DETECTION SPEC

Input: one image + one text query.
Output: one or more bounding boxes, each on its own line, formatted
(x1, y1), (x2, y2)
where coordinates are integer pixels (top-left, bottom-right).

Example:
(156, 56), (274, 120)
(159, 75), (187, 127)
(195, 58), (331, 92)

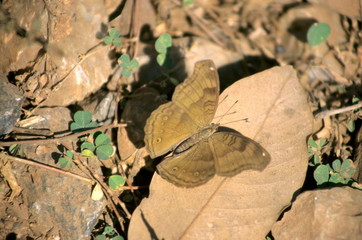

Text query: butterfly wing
(157, 140), (216, 188)
(144, 102), (200, 158)
(209, 132), (271, 176)
(172, 60), (219, 126)
(144, 60), (219, 158)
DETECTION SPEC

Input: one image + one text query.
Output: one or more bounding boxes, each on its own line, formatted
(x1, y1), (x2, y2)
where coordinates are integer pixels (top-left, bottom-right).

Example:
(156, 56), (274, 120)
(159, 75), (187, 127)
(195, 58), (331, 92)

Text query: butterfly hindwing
(209, 132), (271, 176)
(157, 140), (216, 188)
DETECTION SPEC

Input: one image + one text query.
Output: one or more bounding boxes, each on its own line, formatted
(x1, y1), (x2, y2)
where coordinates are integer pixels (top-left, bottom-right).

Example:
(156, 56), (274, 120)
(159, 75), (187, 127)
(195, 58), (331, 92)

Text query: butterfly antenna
(222, 118), (249, 125)
(214, 100), (239, 124)
(218, 95), (229, 106)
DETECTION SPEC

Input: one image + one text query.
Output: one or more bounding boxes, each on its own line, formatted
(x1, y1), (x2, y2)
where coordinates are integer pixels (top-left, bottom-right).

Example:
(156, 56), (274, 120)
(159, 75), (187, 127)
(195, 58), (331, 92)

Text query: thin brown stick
(314, 102), (362, 120)
(0, 150), (140, 192)
(0, 152), (93, 184)
(0, 123), (127, 147)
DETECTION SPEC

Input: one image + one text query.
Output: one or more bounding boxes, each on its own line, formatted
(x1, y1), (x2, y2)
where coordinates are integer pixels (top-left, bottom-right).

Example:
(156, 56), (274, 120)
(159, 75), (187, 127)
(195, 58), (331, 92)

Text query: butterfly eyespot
(193, 172), (200, 176)
(172, 167), (179, 171)
(156, 138), (162, 143)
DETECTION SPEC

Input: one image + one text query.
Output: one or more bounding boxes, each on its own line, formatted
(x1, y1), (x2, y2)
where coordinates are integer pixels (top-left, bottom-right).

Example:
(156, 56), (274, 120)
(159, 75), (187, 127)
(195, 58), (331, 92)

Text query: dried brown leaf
(128, 65), (314, 240)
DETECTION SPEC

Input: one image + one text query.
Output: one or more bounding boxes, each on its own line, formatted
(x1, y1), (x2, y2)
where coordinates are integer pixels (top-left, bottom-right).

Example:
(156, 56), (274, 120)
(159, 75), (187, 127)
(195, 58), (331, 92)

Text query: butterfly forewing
(144, 60), (219, 158)
(144, 102), (199, 158)
(172, 60), (219, 127)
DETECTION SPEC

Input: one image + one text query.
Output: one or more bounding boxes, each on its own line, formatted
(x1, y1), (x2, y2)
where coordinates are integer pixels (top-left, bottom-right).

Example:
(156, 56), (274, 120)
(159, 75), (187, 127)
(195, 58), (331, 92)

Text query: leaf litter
(0, 0), (361, 239)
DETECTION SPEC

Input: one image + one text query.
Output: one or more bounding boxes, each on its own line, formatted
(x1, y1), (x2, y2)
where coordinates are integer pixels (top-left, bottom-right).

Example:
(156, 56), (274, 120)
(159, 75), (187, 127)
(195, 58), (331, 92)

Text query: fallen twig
(314, 102), (362, 120)
(0, 123), (127, 147)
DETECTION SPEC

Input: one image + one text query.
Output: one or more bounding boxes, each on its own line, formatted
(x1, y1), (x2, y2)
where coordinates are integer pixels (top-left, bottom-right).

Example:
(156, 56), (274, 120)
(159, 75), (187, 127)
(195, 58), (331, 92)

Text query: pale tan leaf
(128, 65), (314, 240)
(272, 187), (362, 239)
(91, 183), (103, 201)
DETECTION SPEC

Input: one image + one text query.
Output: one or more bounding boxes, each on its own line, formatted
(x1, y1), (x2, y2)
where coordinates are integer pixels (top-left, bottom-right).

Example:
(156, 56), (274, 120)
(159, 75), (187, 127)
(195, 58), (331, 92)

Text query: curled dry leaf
(128, 65), (314, 240)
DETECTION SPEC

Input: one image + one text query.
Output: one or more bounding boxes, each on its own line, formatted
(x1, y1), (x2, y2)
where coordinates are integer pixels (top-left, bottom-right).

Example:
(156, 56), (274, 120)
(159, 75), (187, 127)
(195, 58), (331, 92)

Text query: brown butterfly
(144, 60), (270, 187)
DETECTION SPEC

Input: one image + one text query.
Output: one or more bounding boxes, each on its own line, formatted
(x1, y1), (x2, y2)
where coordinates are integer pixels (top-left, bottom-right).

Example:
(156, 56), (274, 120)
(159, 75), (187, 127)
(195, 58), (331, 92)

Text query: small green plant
(58, 150), (73, 169)
(95, 225), (124, 240)
(308, 138), (328, 166)
(9, 144), (24, 157)
(55, 111), (114, 168)
(352, 96), (360, 104)
(104, 28), (122, 46)
(183, 0), (194, 6)
(70, 110), (98, 132)
(155, 33), (172, 66)
(307, 22), (331, 46)
(9, 144), (18, 155)
(81, 133), (114, 160)
(314, 159), (356, 186)
(108, 174), (126, 190)
(347, 119), (355, 132)
(118, 54), (140, 78)
(309, 137), (361, 189)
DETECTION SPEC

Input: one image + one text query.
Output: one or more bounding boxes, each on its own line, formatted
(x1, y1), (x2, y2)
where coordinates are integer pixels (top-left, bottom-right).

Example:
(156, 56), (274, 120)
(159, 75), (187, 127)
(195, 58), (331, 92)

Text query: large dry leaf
(272, 187), (362, 239)
(128, 65), (314, 240)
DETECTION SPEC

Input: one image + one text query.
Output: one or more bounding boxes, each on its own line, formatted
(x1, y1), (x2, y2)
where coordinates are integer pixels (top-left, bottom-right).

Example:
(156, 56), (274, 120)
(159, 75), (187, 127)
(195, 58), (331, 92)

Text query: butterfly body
(174, 123), (219, 154)
(144, 60), (270, 187)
